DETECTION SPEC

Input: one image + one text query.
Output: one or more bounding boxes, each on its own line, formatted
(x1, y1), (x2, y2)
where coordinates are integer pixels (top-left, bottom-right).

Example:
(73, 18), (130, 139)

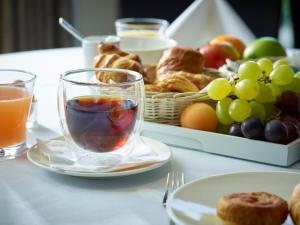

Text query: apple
(198, 43), (240, 69)
(243, 37), (286, 59)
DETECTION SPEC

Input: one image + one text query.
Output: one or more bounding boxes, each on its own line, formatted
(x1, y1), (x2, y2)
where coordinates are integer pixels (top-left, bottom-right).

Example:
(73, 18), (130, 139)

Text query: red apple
(198, 43), (240, 69)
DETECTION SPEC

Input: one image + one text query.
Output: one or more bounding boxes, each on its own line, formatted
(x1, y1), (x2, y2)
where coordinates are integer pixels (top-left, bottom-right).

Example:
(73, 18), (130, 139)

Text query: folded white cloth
(166, 0), (256, 48)
(35, 136), (169, 173)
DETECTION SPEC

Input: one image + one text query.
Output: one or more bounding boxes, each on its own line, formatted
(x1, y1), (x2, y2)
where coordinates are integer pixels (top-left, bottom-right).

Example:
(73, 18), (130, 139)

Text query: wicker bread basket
(144, 69), (235, 125)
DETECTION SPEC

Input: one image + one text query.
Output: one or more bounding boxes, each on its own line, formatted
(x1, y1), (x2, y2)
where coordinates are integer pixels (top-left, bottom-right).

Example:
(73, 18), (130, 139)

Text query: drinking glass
(58, 68), (144, 161)
(115, 18), (169, 38)
(0, 69), (36, 160)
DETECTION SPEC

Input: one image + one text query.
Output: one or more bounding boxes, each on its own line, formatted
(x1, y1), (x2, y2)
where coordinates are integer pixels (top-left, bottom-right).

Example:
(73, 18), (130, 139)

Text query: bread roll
(290, 183), (300, 225)
(217, 192), (288, 225)
(157, 47), (204, 75)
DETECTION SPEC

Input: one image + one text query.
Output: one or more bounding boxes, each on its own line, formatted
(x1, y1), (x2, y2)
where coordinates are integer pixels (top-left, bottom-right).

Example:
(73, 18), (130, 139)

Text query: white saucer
(27, 136), (171, 178)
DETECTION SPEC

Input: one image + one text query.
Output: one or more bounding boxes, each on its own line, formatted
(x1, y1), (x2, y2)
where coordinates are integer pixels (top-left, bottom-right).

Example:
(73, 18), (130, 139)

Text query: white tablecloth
(0, 48), (300, 225)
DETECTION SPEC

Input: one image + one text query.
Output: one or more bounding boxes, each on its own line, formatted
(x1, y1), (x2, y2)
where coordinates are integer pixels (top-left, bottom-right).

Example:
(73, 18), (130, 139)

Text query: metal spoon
(58, 17), (84, 42)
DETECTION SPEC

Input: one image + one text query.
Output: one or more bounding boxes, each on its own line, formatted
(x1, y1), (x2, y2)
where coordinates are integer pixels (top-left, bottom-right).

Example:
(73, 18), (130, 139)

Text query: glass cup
(0, 69), (36, 160)
(115, 18), (169, 38)
(58, 68), (144, 162)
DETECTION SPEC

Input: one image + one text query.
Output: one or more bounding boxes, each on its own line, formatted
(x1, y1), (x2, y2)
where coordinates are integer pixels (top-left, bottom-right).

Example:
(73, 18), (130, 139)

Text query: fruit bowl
(141, 121), (300, 167)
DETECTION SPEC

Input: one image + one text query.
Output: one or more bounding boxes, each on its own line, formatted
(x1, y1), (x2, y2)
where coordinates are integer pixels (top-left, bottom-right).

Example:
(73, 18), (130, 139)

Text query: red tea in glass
(65, 96), (138, 152)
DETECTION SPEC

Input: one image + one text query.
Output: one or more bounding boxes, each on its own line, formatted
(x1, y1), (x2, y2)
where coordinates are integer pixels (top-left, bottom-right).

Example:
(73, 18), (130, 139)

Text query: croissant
(97, 43), (141, 63)
(143, 64), (157, 84)
(157, 73), (199, 92)
(94, 53), (145, 83)
(144, 84), (163, 92)
(94, 43), (160, 84)
(161, 71), (214, 90)
(157, 47), (204, 75)
(290, 183), (300, 225)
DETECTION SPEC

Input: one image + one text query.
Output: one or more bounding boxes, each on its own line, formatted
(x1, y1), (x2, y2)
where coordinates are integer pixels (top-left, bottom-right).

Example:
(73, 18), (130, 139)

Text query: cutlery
(58, 17), (84, 42)
(163, 171), (185, 208)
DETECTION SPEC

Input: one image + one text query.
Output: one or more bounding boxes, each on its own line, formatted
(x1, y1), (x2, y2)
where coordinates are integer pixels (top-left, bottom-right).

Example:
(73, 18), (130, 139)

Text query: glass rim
(0, 69), (36, 84)
(115, 18), (169, 28)
(61, 68), (144, 87)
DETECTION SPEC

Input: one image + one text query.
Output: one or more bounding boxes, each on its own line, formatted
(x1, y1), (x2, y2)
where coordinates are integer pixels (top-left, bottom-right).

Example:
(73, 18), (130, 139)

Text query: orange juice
(0, 86), (32, 147)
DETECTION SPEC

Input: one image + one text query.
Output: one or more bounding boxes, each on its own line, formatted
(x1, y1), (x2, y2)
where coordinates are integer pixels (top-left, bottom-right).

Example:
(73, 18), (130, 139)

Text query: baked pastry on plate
(217, 192), (288, 225)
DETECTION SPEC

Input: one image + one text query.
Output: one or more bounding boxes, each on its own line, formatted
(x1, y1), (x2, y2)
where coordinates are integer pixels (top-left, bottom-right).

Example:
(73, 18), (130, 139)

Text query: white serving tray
(141, 121), (300, 167)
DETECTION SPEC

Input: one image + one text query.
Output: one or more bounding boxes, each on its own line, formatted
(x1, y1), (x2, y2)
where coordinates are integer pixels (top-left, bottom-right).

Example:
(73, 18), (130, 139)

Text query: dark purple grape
(277, 91), (298, 113)
(241, 117), (265, 140)
(228, 124), (243, 137)
(283, 121), (299, 143)
(281, 114), (300, 135)
(264, 120), (288, 144)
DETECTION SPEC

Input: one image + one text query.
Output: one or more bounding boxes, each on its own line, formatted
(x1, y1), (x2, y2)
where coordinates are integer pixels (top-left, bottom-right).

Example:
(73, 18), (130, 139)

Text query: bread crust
(290, 183), (300, 225)
(157, 47), (204, 75)
(217, 192), (288, 225)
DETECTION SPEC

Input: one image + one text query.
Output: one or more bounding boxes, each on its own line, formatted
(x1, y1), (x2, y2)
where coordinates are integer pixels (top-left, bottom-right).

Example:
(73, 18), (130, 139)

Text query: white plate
(27, 136), (171, 178)
(166, 171), (300, 225)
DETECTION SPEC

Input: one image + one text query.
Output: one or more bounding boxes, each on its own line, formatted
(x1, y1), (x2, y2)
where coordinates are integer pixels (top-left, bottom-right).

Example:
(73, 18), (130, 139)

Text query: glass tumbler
(58, 68), (144, 161)
(115, 18), (169, 38)
(0, 69), (36, 160)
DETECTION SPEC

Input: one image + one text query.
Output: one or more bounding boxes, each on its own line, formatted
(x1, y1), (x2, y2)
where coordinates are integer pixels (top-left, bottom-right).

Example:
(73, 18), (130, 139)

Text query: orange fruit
(180, 103), (218, 132)
(210, 34), (246, 56)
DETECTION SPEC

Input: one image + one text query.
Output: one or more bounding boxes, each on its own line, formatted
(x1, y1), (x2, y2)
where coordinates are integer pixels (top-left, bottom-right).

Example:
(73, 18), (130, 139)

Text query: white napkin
(35, 137), (169, 173)
(166, 0), (256, 48)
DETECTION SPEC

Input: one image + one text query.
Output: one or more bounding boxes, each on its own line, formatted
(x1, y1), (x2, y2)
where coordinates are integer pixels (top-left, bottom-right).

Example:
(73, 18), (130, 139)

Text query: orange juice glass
(0, 69), (36, 160)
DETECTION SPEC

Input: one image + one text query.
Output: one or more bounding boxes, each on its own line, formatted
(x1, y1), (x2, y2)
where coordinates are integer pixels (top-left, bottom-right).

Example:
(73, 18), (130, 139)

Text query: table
(0, 48), (300, 225)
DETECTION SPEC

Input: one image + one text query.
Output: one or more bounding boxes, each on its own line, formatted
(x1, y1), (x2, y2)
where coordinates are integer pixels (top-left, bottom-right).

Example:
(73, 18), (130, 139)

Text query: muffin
(217, 192), (288, 225)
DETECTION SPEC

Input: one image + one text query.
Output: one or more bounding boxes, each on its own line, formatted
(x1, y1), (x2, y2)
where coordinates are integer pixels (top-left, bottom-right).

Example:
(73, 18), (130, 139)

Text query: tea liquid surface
(66, 96), (137, 152)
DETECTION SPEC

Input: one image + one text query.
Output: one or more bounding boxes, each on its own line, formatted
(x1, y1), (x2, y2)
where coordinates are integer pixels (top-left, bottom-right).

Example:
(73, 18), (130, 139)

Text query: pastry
(157, 73), (199, 93)
(94, 43), (160, 84)
(217, 192), (288, 225)
(161, 71), (214, 90)
(290, 183), (300, 225)
(143, 64), (157, 84)
(97, 43), (141, 63)
(144, 84), (163, 92)
(94, 53), (145, 83)
(157, 47), (204, 75)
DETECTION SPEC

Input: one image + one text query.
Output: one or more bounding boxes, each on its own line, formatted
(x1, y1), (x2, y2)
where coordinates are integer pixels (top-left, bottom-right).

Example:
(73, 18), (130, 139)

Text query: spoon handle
(59, 17), (84, 42)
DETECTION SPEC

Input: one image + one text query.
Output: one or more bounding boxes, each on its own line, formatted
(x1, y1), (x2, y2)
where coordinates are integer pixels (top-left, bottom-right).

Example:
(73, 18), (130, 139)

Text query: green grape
(228, 99), (251, 122)
(273, 58), (289, 69)
(216, 97), (234, 125)
(270, 65), (294, 86)
(280, 78), (300, 94)
(238, 61), (262, 80)
(234, 79), (259, 100)
(264, 103), (278, 119)
(257, 58), (273, 76)
(207, 78), (232, 100)
(249, 101), (266, 121)
(295, 71), (300, 79)
(255, 83), (274, 103)
(266, 83), (281, 97)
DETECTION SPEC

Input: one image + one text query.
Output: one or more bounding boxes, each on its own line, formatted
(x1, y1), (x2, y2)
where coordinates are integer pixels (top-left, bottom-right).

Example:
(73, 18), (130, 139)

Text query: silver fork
(162, 171), (185, 208)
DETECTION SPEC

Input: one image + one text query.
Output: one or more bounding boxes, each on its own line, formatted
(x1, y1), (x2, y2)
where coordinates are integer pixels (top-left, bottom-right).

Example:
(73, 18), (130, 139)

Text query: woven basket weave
(144, 69), (235, 126)
(145, 91), (210, 126)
